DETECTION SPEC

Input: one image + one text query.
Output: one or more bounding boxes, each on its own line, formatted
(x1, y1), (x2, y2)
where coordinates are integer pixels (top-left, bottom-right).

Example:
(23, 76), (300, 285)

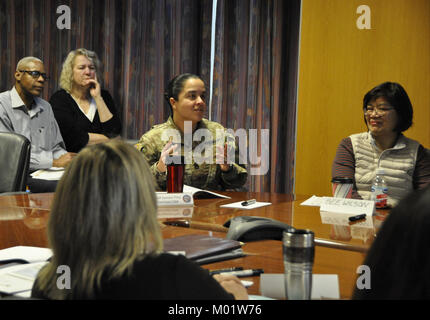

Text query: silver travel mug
(283, 228), (315, 300)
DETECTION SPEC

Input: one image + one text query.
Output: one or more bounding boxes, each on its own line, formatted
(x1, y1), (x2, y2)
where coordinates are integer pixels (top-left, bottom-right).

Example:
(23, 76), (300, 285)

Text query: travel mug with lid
(283, 228), (315, 300)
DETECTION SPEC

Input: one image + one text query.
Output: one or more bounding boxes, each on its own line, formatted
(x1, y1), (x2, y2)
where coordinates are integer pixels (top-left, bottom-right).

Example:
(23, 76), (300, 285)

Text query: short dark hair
(363, 82), (413, 132)
(353, 185), (430, 299)
(164, 73), (203, 115)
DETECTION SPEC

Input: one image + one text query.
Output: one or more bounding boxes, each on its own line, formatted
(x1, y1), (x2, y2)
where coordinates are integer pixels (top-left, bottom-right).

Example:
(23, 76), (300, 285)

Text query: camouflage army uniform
(135, 117), (248, 191)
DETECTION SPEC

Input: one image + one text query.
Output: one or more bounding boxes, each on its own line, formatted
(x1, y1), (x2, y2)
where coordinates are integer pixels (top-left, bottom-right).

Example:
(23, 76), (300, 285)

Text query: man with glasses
(0, 56), (76, 192)
(331, 82), (430, 207)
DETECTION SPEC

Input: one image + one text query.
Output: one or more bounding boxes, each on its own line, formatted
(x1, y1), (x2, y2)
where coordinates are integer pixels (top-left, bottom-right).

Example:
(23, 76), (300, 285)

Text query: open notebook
(182, 185), (231, 199)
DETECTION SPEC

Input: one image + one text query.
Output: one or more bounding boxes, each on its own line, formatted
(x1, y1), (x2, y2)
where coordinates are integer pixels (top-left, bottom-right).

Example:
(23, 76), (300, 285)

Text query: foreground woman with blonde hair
(31, 140), (247, 299)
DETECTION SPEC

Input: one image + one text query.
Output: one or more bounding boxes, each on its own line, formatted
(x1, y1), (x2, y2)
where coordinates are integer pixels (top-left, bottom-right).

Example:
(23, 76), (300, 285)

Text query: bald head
(15, 57), (47, 106)
(16, 57), (43, 71)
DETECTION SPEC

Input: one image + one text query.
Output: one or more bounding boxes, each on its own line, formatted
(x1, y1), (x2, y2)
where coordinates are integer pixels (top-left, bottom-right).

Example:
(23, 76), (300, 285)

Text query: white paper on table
(220, 201), (272, 210)
(300, 195), (324, 207)
(13, 290), (32, 298)
(0, 261), (48, 294)
(30, 167), (64, 181)
(260, 274), (340, 300)
(0, 246), (52, 263)
(183, 185), (231, 199)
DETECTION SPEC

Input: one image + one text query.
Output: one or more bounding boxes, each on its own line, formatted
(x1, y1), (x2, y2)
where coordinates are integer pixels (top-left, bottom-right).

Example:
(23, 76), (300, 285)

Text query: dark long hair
(353, 185), (430, 299)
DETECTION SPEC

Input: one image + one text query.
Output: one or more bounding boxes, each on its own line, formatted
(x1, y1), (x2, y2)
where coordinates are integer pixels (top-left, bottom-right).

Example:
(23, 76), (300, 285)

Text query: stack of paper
(30, 167), (64, 181)
(0, 262), (47, 296)
(0, 246), (52, 264)
(0, 246), (52, 297)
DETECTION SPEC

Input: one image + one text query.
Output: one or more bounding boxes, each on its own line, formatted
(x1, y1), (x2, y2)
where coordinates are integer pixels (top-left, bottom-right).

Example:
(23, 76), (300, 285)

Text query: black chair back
(0, 132), (31, 193)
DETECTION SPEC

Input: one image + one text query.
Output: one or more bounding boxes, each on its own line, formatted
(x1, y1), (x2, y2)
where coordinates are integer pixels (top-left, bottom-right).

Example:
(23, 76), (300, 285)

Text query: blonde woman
(50, 48), (121, 153)
(31, 140), (247, 299)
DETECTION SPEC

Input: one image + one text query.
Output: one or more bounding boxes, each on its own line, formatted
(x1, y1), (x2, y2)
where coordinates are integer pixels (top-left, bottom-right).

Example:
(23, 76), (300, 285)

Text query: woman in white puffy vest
(332, 82), (430, 207)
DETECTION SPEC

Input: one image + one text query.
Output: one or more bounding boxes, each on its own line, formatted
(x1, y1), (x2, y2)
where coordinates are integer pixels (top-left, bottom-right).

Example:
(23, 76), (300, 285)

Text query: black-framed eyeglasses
(19, 70), (49, 80)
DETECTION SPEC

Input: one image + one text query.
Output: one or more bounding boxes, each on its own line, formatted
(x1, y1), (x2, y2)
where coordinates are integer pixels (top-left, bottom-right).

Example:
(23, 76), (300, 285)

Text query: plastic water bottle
(371, 168), (388, 208)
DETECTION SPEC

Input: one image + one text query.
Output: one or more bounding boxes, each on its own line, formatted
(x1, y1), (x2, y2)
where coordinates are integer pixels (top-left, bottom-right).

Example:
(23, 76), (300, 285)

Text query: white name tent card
(156, 193), (194, 207)
(320, 197), (375, 217)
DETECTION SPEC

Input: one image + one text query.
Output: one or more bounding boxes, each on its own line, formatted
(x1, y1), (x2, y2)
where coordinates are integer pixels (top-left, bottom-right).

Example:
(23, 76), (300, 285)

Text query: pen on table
(348, 213), (366, 222)
(163, 220), (229, 233)
(241, 199), (256, 206)
(209, 267), (243, 275)
(163, 220), (190, 228)
(218, 269), (264, 277)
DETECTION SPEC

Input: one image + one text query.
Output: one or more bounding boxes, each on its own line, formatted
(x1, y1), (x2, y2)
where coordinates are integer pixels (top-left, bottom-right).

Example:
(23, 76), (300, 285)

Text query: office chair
(0, 132), (31, 193)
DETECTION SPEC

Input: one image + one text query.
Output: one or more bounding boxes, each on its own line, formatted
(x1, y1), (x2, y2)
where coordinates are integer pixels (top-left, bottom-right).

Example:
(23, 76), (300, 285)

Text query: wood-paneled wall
(295, 0), (430, 196)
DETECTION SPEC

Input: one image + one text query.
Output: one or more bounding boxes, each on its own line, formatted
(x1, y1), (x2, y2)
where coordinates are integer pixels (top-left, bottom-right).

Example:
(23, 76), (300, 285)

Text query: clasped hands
(53, 152), (77, 168)
(157, 140), (233, 173)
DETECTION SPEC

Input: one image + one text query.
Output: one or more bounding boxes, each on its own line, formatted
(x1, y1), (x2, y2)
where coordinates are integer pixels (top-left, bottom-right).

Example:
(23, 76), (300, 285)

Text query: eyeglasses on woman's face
(364, 103), (393, 116)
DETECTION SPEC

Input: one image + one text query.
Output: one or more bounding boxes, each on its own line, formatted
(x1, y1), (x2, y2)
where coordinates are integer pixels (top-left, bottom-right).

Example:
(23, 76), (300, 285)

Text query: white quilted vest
(350, 132), (419, 207)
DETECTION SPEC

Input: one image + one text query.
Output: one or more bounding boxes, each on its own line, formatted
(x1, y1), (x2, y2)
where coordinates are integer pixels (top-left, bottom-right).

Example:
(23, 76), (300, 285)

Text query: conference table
(0, 191), (389, 299)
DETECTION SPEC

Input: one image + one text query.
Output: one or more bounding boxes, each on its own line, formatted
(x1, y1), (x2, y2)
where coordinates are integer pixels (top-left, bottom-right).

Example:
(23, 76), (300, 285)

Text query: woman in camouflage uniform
(135, 73), (247, 191)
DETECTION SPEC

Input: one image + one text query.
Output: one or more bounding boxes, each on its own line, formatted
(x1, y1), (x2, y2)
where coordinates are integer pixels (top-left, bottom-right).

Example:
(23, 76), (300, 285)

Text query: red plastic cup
(166, 156), (185, 193)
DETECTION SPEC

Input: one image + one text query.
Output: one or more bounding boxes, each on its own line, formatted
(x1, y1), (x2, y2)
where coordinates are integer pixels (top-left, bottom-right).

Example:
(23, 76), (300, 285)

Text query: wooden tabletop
(162, 192), (389, 252)
(0, 192), (389, 299)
